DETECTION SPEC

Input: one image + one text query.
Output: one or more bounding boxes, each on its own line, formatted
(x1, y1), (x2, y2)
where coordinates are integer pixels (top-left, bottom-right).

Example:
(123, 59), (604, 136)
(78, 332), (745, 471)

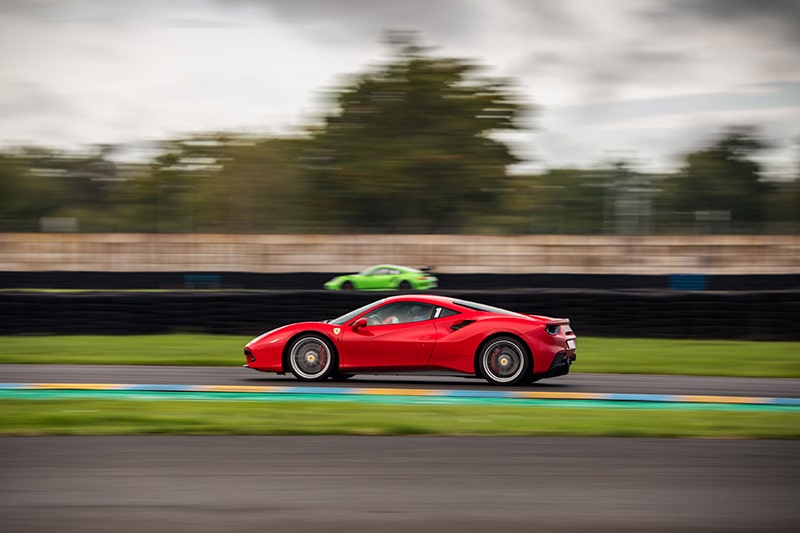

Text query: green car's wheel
(398, 280), (411, 290)
(341, 281), (354, 290)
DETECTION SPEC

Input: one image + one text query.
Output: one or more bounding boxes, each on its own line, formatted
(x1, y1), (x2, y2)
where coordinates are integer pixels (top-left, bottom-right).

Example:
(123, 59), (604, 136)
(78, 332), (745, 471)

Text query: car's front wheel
(478, 336), (530, 385)
(287, 334), (336, 381)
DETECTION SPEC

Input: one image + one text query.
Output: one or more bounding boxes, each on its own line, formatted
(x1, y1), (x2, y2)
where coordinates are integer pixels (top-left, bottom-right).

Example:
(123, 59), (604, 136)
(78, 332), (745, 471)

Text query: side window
(366, 302), (406, 325)
(436, 307), (460, 319)
(406, 303), (435, 322)
(365, 302), (435, 325)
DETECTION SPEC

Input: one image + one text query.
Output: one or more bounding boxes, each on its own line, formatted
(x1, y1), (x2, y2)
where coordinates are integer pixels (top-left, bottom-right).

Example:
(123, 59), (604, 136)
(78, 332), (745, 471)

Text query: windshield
(329, 299), (387, 325)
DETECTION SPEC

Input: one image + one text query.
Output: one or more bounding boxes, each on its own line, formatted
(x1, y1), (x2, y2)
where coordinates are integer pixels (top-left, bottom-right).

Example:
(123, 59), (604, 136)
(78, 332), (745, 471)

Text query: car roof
(379, 294), (456, 306)
(369, 264), (413, 271)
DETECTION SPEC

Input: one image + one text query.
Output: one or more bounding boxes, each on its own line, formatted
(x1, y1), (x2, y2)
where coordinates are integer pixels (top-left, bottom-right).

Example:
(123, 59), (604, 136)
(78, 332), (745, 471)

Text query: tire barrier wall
(1, 289), (797, 341)
(1, 271), (798, 291)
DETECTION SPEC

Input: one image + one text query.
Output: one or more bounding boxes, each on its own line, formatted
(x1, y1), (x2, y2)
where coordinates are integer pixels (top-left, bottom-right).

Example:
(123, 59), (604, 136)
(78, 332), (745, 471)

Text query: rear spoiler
(527, 315), (570, 325)
(419, 266), (435, 273)
(528, 316), (573, 336)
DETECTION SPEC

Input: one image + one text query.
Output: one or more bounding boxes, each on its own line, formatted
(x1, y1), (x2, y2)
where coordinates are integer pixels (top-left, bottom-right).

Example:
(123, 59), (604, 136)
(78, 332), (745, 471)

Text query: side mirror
(353, 318), (368, 330)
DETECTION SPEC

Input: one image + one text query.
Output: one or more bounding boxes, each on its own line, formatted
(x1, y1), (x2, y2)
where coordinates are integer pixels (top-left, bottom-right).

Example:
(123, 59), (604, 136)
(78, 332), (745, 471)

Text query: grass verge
(1, 334), (798, 377)
(1, 398), (798, 438)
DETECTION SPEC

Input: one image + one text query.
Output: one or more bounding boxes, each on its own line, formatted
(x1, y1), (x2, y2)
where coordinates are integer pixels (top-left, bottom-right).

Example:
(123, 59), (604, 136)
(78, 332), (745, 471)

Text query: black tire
(287, 334), (336, 381)
(398, 280), (411, 290)
(341, 281), (354, 290)
(477, 336), (530, 386)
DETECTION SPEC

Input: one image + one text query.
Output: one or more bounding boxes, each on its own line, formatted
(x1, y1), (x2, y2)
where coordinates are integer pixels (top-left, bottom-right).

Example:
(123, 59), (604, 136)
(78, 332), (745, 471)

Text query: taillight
(545, 324), (560, 335)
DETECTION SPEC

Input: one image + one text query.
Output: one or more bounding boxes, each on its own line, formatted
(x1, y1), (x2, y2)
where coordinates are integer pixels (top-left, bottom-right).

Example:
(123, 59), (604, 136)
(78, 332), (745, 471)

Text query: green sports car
(323, 264), (438, 291)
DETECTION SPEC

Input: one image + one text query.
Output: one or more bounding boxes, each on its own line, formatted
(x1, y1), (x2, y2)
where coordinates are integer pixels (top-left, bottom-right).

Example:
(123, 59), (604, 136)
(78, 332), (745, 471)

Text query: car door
(340, 302), (437, 370)
(361, 267), (391, 290)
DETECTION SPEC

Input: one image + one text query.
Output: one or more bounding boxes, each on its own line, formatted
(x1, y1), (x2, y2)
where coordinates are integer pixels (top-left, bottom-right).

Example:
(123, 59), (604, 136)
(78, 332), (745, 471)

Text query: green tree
(0, 147), (79, 231)
(189, 135), (309, 233)
(764, 180), (800, 233)
(499, 162), (662, 236)
(304, 34), (530, 233)
(660, 127), (771, 233)
(526, 168), (605, 234)
(121, 134), (309, 233)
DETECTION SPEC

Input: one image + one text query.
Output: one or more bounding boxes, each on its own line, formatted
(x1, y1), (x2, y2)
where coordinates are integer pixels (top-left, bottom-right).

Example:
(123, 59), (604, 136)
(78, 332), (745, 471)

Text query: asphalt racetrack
(2, 366), (799, 532)
(1, 435), (798, 532)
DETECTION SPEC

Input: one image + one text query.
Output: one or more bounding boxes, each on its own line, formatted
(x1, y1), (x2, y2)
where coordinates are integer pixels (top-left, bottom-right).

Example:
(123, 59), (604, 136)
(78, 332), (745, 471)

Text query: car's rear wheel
(478, 336), (530, 385)
(287, 334), (336, 381)
(398, 280), (411, 290)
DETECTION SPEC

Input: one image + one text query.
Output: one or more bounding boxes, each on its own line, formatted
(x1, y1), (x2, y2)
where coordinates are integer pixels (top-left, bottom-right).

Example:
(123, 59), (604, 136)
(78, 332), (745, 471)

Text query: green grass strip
(1, 334), (799, 377)
(0, 334), (245, 366)
(577, 337), (800, 377)
(1, 397), (798, 438)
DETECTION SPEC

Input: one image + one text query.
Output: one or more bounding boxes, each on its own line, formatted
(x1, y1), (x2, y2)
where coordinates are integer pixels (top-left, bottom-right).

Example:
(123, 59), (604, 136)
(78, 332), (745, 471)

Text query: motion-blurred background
(0, 1), (798, 337)
(2, 0), (798, 234)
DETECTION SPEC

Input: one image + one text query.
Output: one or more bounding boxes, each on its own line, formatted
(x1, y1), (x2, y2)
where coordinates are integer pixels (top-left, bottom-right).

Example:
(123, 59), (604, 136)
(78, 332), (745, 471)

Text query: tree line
(1, 38), (797, 235)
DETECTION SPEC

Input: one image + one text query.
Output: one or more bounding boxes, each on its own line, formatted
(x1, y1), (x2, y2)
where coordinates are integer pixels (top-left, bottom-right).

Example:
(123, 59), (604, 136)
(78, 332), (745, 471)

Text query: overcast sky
(1, 0), (798, 176)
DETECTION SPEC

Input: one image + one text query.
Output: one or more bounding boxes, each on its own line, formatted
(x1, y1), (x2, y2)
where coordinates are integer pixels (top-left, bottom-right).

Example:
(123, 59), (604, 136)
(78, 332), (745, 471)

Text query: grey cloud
(221, 0), (481, 41)
(0, 0), (56, 17)
(677, 0), (800, 23)
(0, 82), (72, 119)
(0, 0), (233, 27)
(645, 0), (800, 44)
(501, 0), (592, 38)
(554, 81), (800, 127)
(512, 39), (695, 103)
(511, 0), (799, 105)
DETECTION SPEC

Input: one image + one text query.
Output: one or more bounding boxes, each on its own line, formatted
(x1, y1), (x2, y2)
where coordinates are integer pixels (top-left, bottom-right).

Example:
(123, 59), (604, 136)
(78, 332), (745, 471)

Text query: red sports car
(244, 294), (576, 385)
